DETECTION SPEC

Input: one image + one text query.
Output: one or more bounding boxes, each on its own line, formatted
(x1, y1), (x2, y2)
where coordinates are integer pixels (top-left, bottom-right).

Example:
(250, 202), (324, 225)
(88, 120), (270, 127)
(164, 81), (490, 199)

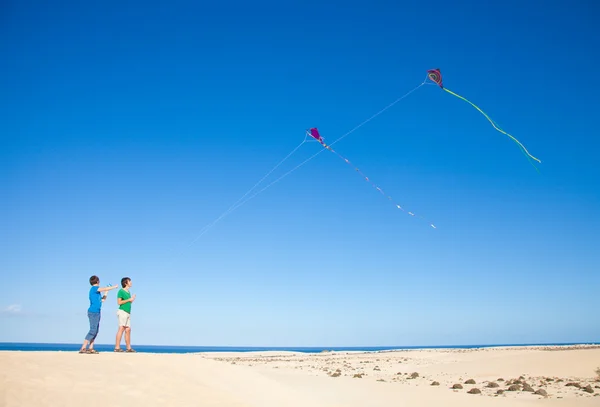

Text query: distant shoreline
(1, 341), (599, 354)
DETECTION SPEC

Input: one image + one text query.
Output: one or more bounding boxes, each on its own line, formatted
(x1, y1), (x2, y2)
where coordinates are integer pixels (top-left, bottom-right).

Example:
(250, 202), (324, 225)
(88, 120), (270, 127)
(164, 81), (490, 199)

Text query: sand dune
(2, 345), (599, 406)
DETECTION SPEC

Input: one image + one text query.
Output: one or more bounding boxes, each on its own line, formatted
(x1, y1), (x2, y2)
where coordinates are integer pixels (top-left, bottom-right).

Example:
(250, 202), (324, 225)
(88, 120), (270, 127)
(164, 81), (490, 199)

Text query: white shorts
(117, 309), (131, 327)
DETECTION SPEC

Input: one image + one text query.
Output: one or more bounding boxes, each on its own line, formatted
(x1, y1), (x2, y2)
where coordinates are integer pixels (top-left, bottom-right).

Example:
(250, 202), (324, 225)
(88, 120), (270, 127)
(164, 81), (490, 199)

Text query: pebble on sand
(467, 388), (481, 394)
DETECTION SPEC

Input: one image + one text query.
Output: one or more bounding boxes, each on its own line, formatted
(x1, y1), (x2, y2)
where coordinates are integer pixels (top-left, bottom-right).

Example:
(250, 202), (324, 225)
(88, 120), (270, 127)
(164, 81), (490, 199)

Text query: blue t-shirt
(88, 286), (102, 313)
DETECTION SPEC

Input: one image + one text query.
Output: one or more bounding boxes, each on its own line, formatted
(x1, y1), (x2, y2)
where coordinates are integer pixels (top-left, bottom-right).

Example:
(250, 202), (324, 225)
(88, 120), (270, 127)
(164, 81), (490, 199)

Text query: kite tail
(442, 87), (541, 164)
(318, 141), (436, 229)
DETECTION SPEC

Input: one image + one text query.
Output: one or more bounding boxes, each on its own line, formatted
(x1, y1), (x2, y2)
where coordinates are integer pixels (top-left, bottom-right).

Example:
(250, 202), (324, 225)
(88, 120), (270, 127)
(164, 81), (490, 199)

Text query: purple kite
(308, 127), (323, 142)
(427, 68), (443, 88)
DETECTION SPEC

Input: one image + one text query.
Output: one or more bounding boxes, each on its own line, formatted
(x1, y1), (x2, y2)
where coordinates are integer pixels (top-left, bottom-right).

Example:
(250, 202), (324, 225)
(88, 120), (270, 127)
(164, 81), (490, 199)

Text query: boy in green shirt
(114, 277), (136, 352)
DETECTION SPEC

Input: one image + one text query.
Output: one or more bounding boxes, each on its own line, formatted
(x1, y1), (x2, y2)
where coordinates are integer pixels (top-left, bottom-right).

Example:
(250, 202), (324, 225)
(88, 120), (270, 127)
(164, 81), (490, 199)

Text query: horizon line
(1, 341), (599, 349)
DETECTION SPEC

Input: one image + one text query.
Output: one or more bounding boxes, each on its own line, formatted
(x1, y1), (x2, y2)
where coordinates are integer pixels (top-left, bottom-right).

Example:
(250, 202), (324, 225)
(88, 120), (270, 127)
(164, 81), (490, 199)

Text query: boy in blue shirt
(79, 275), (118, 354)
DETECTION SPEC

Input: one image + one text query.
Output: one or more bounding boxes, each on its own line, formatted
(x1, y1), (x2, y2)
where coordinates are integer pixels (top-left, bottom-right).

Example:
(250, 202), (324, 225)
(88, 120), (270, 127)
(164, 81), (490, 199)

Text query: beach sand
(2, 345), (599, 406)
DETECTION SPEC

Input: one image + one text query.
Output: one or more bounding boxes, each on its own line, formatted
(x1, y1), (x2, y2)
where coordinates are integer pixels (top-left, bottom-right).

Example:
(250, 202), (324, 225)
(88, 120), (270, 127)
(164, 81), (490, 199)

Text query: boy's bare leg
(125, 327), (131, 350)
(115, 326), (125, 350)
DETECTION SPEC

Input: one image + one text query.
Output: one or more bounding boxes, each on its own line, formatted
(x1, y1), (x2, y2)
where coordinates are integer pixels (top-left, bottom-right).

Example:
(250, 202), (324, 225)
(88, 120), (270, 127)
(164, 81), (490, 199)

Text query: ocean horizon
(1, 342), (598, 354)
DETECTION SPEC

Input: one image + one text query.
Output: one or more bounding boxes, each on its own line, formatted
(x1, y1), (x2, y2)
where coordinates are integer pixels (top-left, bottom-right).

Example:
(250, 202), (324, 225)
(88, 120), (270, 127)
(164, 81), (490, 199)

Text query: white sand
(2, 345), (599, 406)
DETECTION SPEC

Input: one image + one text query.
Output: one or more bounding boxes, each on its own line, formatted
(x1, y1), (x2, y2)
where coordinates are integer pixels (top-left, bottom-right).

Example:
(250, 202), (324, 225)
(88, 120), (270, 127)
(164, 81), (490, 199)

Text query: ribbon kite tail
(442, 87), (541, 164)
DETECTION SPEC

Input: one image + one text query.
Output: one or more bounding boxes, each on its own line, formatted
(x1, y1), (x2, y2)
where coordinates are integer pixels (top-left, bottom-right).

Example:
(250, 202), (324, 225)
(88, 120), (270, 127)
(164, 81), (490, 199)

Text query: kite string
(174, 137), (308, 255)
(173, 77), (430, 252)
(226, 136), (309, 212)
(329, 75), (429, 148)
(182, 142), (327, 247)
(210, 78), (430, 223)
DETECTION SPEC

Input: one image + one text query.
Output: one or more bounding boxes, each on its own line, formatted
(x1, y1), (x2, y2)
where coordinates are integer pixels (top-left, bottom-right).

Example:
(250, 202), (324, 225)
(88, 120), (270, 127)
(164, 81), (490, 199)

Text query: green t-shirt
(118, 289), (132, 313)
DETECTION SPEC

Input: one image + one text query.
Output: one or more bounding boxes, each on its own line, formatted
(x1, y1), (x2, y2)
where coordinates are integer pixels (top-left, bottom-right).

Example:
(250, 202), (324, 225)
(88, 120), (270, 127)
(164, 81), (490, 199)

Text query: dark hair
(121, 277), (131, 288)
(89, 275), (99, 285)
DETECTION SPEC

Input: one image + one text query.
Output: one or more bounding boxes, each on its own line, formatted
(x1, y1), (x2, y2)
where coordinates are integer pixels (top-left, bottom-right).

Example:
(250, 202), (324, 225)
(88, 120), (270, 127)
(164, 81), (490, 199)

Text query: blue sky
(1, 0), (599, 347)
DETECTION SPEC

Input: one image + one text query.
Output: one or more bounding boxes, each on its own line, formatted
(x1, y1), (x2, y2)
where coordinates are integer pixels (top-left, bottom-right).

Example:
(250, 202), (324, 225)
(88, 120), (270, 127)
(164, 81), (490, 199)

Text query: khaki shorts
(117, 309), (131, 327)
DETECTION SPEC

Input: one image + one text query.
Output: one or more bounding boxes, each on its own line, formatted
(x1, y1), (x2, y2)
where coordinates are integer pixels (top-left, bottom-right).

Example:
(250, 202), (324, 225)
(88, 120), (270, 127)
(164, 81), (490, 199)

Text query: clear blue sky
(1, 0), (599, 347)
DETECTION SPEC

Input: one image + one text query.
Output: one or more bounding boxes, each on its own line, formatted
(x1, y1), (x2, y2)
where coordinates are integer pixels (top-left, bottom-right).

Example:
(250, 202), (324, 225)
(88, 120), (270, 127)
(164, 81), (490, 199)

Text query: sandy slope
(1, 345), (599, 406)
